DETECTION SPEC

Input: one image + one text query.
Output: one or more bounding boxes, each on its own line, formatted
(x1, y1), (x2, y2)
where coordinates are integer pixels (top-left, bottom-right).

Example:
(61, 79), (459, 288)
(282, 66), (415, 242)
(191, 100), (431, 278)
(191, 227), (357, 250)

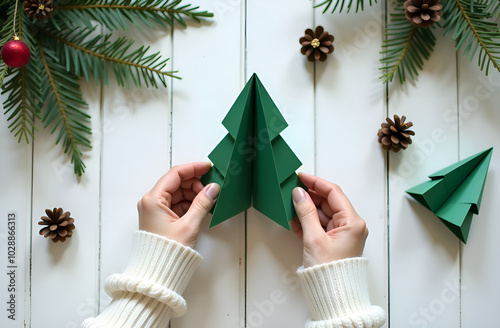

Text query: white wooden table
(1, 1), (500, 327)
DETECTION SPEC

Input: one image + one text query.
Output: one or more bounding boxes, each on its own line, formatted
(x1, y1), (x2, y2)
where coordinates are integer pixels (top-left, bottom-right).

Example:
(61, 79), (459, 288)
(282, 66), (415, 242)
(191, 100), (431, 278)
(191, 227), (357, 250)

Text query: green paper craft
(406, 148), (493, 243)
(201, 73), (304, 230)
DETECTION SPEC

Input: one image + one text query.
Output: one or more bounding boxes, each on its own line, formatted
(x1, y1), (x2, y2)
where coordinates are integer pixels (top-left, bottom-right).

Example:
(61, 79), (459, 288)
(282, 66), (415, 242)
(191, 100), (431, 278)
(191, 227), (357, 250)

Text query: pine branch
(40, 27), (178, 88)
(0, 1), (15, 47)
(316, 0), (377, 13)
(0, 62), (6, 88)
(486, 0), (500, 18)
(37, 38), (92, 176)
(1, 61), (43, 143)
(443, 0), (500, 74)
(56, 0), (214, 30)
(1, 2), (43, 143)
(380, 9), (436, 83)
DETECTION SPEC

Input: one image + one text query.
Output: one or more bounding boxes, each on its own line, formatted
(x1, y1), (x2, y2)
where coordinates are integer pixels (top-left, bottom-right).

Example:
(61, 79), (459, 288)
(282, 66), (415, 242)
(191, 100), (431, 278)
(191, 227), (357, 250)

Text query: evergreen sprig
(41, 27), (176, 88)
(1, 3), (42, 143)
(0, 0), (212, 176)
(380, 7), (437, 83)
(0, 59), (7, 87)
(56, 0), (214, 31)
(316, 0), (377, 13)
(37, 38), (91, 176)
(443, 0), (500, 74)
(379, 0), (500, 83)
(317, 0), (500, 84)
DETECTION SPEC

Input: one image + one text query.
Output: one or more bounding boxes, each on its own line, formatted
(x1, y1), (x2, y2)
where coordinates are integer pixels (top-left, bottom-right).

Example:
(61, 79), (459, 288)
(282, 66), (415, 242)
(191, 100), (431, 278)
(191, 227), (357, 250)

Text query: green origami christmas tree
(406, 148), (493, 243)
(201, 73), (304, 229)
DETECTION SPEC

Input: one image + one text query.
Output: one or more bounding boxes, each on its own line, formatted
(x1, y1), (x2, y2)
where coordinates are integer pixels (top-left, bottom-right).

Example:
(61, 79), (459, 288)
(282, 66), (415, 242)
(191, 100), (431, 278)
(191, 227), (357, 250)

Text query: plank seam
(313, 1), (317, 176)
(455, 50), (462, 328)
(244, 1), (248, 325)
(169, 23), (175, 170)
(383, 0), (390, 326)
(97, 61), (105, 314)
(27, 117), (35, 328)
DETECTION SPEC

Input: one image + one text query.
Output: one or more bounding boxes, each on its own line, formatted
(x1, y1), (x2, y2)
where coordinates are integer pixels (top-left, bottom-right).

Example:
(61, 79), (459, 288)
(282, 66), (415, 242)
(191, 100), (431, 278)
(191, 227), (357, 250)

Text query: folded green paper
(201, 73), (304, 229)
(406, 148), (493, 243)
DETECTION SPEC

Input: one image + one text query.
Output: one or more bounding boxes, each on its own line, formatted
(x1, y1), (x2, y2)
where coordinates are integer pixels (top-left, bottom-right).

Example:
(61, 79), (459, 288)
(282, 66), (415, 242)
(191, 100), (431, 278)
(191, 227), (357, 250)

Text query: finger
(320, 200), (334, 218)
(180, 177), (200, 189)
(292, 187), (324, 239)
(182, 183), (220, 226)
(308, 190), (323, 206)
(172, 201), (191, 217)
(183, 178), (205, 195)
(192, 180), (205, 194)
(152, 162), (212, 194)
(290, 217), (303, 239)
(182, 189), (198, 202)
(299, 172), (355, 215)
(299, 172), (338, 198)
(326, 185), (357, 216)
(171, 188), (198, 205)
(317, 208), (330, 227)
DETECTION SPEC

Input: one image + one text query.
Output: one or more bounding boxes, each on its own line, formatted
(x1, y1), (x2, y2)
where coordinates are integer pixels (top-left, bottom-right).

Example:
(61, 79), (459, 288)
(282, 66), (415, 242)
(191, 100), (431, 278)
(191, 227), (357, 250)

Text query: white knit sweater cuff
(297, 257), (386, 328)
(104, 231), (202, 317)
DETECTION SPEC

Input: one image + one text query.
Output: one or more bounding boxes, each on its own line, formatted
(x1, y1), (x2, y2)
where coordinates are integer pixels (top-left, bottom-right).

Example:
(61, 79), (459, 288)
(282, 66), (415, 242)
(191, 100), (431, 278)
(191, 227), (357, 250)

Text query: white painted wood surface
(1, 1), (500, 327)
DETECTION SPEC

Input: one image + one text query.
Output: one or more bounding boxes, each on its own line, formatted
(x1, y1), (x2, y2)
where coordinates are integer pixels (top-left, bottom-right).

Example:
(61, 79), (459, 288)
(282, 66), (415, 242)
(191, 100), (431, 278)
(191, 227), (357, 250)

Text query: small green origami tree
(407, 147), (493, 243)
(201, 74), (304, 230)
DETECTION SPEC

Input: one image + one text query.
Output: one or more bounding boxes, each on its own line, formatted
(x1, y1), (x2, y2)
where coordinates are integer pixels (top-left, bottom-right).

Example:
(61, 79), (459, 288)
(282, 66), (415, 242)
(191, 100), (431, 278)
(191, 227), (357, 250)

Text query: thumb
(183, 183), (220, 226)
(292, 187), (324, 239)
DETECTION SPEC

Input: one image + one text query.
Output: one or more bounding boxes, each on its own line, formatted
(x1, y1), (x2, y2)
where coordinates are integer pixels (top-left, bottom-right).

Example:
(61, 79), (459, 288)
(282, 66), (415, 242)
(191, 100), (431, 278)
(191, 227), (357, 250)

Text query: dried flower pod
(299, 26), (334, 62)
(24, 0), (54, 21)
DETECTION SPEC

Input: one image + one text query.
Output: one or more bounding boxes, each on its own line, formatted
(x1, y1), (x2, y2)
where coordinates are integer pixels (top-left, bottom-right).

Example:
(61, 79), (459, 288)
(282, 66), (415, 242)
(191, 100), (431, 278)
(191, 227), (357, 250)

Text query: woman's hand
(137, 162), (220, 248)
(291, 172), (368, 268)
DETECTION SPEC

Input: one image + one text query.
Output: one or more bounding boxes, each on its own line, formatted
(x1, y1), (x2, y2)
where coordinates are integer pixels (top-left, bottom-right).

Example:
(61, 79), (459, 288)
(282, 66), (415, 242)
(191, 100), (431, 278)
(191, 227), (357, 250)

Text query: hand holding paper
(291, 173), (369, 268)
(138, 162), (220, 248)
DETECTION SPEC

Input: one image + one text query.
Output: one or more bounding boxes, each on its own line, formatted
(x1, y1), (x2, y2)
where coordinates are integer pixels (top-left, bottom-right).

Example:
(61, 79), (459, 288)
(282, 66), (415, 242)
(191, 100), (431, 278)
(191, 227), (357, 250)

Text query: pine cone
(378, 115), (415, 152)
(24, 0), (53, 21)
(39, 208), (75, 243)
(299, 26), (334, 62)
(404, 0), (442, 28)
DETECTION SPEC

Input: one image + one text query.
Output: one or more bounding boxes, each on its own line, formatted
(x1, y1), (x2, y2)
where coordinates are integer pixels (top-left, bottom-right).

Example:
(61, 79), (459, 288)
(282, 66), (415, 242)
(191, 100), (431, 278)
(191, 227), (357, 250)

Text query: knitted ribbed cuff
(104, 231), (202, 317)
(81, 292), (173, 328)
(297, 257), (386, 328)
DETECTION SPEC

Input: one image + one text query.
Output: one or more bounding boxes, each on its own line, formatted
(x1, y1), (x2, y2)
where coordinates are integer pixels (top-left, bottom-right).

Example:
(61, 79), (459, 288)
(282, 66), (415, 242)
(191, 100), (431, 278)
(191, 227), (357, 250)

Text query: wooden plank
(387, 34), (460, 328)
(170, 1), (244, 327)
(99, 27), (173, 312)
(30, 81), (101, 327)
(246, 0), (315, 327)
(457, 58), (500, 326)
(0, 93), (32, 328)
(315, 3), (388, 321)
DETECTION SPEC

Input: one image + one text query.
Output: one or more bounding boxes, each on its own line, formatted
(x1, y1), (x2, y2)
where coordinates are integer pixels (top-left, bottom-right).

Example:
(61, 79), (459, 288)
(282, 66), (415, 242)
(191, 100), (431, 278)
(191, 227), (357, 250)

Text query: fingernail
(292, 187), (307, 204)
(206, 183), (220, 200)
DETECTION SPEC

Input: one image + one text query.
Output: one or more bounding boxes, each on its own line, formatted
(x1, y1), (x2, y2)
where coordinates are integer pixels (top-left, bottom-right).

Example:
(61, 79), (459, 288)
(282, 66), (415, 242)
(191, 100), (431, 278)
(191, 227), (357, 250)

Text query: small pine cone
(404, 0), (442, 28)
(378, 114), (415, 152)
(299, 26), (334, 62)
(39, 208), (75, 243)
(24, 0), (53, 21)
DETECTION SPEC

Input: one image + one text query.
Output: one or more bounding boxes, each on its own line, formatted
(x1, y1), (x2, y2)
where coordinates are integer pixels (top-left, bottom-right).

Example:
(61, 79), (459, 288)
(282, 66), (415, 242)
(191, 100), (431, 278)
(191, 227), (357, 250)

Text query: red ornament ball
(1, 39), (31, 68)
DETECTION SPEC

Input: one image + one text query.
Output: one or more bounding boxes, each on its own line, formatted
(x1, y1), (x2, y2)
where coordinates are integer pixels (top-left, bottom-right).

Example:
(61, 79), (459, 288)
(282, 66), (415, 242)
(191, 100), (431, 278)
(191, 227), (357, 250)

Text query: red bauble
(1, 39), (31, 68)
